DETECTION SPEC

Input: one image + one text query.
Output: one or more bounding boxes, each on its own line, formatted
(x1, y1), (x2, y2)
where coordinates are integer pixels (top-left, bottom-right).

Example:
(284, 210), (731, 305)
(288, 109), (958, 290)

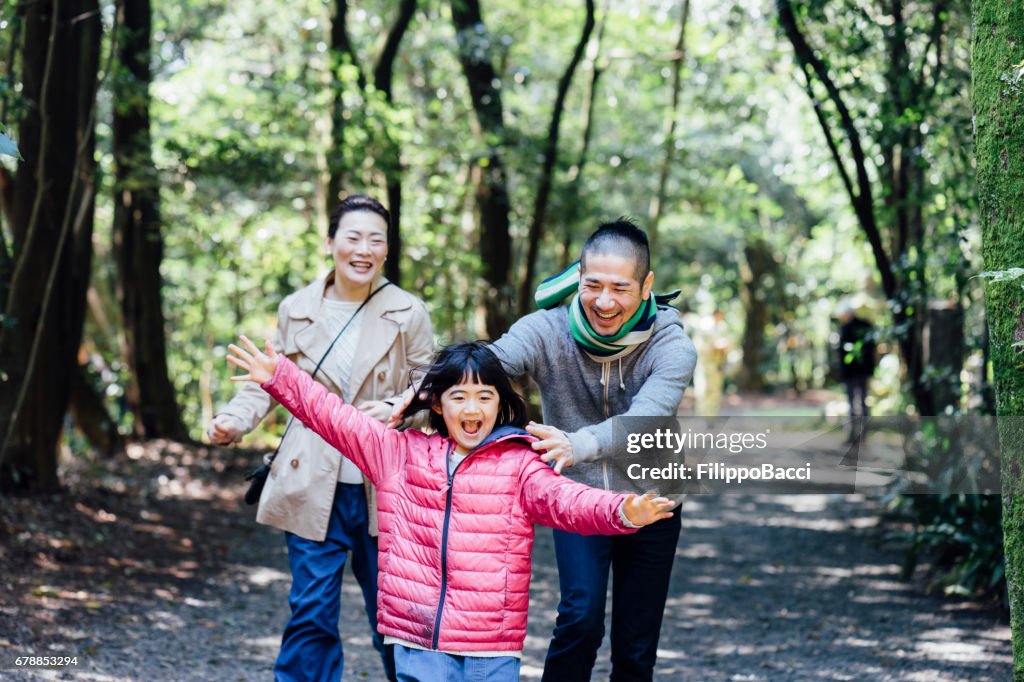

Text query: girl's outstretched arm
(519, 455), (674, 535)
(227, 335), (406, 485)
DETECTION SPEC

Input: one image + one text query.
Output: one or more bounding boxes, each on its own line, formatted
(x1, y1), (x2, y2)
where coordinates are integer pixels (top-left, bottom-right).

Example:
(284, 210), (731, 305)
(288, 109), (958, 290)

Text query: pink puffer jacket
(263, 358), (635, 652)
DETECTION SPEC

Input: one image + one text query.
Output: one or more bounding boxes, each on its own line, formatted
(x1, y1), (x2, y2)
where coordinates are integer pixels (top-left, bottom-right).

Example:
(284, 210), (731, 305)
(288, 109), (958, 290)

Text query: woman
(207, 194), (433, 682)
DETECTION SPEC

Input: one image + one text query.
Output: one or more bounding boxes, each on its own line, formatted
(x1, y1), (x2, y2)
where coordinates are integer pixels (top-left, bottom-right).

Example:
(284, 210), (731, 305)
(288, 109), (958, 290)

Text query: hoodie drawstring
(599, 360), (626, 391)
(598, 361), (626, 391)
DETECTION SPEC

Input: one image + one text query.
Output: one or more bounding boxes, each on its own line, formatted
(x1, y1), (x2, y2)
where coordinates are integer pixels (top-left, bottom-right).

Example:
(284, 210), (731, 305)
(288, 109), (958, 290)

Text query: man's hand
(207, 415), (242, 445)
(527, 422), (574, 474)
(622, 493), (675, 527)
(227, 335), (280, 385)
(357, 400), (394, 423)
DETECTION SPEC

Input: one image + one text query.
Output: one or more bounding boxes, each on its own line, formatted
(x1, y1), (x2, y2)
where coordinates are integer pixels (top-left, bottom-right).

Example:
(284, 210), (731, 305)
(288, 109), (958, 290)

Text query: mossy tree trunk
(972, 2), (1024, 677)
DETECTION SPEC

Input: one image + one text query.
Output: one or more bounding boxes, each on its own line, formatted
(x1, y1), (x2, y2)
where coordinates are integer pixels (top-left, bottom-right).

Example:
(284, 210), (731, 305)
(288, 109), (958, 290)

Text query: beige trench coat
(217, 273), (434, 541)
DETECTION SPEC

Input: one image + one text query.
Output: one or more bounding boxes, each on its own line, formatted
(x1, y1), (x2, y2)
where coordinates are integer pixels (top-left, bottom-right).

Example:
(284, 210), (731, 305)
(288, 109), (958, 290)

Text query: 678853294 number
(12, 655), (79, 668)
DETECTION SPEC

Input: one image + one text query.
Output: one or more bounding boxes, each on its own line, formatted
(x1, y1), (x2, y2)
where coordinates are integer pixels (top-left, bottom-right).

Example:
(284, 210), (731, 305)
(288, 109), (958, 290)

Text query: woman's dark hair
(328, 194), (391, 239)
(403, 341), (529, 437)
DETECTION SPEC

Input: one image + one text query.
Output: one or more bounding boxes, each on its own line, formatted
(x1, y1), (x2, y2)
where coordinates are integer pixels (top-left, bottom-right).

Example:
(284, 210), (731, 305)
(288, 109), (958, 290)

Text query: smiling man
(490, 218), (697, 681)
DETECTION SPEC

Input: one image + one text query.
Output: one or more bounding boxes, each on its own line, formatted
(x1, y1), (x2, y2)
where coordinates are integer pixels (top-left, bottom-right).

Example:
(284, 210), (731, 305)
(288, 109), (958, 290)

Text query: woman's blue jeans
(274, 483), (395, 682)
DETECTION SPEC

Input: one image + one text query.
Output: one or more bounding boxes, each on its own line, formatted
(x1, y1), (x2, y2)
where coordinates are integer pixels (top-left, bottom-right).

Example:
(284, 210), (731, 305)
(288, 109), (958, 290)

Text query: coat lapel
(287, 274), (413, 400)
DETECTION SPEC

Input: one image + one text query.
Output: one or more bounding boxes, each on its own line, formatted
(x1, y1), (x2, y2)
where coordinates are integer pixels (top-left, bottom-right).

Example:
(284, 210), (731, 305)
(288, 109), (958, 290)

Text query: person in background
(836, 299), (876, 443)
(207, 195), (433, 682)
(694, 307), (730, 416)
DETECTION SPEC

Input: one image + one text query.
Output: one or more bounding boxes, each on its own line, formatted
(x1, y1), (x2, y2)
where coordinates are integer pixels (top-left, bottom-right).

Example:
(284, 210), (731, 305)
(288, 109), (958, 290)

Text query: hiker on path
(836, 300), (876, 443)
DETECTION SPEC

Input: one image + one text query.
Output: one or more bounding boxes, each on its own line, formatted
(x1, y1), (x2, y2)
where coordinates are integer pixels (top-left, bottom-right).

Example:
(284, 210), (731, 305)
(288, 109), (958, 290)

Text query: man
(492, 219), (697, 681)
(836, 300), (876, 443)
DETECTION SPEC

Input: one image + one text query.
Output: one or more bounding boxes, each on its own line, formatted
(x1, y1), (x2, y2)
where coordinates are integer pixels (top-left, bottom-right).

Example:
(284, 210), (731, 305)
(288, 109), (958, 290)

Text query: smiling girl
(227, 337), (674, 681)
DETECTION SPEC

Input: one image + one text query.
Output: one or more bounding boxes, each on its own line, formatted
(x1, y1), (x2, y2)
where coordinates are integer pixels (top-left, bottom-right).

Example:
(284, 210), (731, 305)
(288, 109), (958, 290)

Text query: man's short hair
(580, 217), (651, 281)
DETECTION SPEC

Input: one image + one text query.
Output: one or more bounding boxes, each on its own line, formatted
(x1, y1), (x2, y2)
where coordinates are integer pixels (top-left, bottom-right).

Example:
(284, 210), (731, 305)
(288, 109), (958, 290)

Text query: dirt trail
(0, 438), (1010, 681)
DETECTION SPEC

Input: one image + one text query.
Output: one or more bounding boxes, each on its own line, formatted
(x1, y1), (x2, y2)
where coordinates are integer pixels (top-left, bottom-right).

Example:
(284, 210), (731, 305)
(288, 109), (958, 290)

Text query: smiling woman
(206, 194), (434, 682)
(326, 199), (389, 301)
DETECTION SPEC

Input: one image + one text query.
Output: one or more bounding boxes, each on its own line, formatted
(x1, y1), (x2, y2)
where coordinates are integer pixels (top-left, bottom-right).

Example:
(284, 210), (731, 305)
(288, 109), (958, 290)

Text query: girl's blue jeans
(393, 644), (520, 682)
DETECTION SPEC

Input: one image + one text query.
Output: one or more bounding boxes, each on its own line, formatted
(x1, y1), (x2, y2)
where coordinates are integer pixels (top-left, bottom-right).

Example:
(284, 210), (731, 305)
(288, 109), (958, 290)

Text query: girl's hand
(227, 335), (280, 385)
(622, 493), (675, 527)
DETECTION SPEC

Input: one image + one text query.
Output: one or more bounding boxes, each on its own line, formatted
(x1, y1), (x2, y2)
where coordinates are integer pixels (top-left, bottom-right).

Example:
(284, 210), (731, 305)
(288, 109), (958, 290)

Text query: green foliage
(59, 0), (982, 446)
(895, 494), (1006, 602)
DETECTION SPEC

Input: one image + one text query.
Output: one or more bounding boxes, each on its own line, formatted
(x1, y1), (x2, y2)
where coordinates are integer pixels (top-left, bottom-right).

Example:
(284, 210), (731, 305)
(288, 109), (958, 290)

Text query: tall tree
(326, 0), (366, 217)
(972, 1), (1024, 674)
(0, 0), (102, 490)
(777, 0), (966, 415)
(518, 0), (595, 317)
(560, 2), (608, 268)
(374, 0), (417, 285)
(327, 0), (417, 285)
(449, 0), (513, 337)
(112, 0), (188, 440)
(647, 0), (690, 256)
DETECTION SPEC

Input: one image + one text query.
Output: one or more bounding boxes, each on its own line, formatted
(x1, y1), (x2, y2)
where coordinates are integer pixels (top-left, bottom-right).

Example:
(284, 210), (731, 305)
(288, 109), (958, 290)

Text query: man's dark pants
(844, 375), (870, 442)
(542, 513), (681, 681)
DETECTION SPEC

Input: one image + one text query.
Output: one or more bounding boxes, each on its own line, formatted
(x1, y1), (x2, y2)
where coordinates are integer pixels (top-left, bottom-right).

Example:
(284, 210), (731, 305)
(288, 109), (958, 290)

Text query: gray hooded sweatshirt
(492, 306), (698, 491)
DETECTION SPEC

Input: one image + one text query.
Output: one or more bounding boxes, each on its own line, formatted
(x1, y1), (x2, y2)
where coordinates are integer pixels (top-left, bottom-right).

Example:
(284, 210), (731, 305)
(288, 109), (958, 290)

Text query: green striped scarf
(535, 261), (678, 360)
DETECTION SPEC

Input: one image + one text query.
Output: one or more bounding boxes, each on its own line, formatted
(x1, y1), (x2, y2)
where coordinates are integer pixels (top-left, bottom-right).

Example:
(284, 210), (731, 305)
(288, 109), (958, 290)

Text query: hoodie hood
(469, 424), (535, 454)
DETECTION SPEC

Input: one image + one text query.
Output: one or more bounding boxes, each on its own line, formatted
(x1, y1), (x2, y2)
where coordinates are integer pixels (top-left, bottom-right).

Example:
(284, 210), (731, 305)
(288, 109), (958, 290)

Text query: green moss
(973, 2), (1024, 676)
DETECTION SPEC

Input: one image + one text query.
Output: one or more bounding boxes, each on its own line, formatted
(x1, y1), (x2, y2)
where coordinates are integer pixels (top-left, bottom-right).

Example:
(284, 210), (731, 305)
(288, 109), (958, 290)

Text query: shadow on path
(0, 441), (1010, 680)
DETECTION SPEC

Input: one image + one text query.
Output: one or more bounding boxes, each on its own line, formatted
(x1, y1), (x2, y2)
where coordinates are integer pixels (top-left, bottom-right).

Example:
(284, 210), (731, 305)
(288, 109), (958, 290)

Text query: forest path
(0, 408), (1010, 681)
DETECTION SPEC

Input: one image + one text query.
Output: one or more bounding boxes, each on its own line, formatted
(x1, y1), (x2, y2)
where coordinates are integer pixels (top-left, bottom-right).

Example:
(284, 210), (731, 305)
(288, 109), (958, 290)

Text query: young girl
(228, 336), (674, 681)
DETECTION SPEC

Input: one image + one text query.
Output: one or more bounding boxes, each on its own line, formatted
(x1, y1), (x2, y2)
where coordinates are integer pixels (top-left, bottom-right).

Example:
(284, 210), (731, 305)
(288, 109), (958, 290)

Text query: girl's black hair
(403, 341), (529, 437)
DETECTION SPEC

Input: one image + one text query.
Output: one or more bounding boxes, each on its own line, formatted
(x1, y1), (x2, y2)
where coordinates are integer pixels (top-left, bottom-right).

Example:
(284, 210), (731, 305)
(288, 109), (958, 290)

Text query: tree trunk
(69, 364), (123, 458)
(450, 0), (513, 337)
(973, 1), (1024, 675)
(326, 0), (415, 287)
(647, 0), (690, 255)
(560, 3), (607, 268)
(0, 0), (102, 491)
(374, 0), (417, 286)
(326, 0), (366, 215)
(112, 0), (187, 440)
(518, 0), (595, 317)
(923, 300), (964, 413)
(736, 237), (775, 392)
